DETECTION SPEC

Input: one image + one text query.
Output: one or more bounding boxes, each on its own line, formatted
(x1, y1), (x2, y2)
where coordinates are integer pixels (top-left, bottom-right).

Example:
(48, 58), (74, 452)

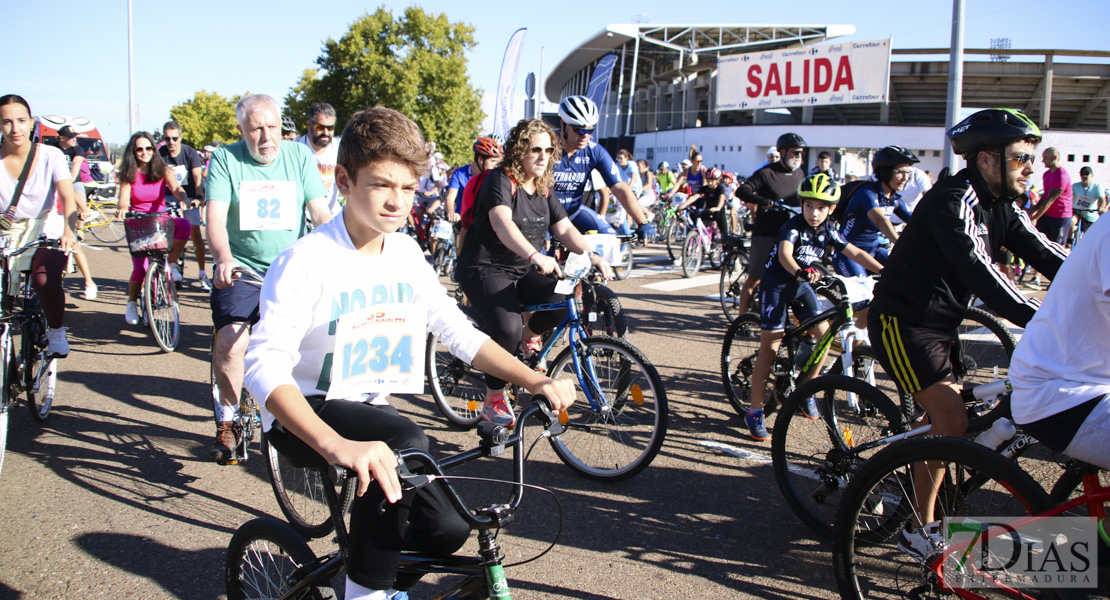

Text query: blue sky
(6, 0), (1101, 144)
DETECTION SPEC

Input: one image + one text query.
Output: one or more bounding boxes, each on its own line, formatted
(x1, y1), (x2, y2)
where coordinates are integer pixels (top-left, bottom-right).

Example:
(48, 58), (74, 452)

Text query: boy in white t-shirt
(243, 106), (575, 600)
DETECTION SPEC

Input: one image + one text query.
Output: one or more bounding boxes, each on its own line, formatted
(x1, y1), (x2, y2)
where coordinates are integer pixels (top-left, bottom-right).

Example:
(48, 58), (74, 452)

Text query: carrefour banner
(715, 38), (891, 111)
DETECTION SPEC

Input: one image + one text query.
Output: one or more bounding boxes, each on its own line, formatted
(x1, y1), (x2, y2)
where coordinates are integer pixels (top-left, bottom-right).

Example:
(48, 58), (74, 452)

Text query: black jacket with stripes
(870, 167), (1067, 330)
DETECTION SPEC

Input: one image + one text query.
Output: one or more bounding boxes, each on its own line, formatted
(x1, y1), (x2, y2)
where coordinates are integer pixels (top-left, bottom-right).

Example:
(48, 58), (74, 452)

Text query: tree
(284, 6), (485, 166)
(169, 90), (243, 150)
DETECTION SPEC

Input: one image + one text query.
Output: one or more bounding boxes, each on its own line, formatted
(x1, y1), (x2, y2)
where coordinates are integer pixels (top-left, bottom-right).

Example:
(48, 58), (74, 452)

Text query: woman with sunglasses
(116, 132), (190, 326)
(455, 118), (613, 428)
(0, 94), (80, 358)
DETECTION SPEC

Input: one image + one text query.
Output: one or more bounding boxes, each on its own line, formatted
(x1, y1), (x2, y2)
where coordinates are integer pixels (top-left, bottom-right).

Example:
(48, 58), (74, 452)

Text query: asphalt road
(0, 235), (955, 599)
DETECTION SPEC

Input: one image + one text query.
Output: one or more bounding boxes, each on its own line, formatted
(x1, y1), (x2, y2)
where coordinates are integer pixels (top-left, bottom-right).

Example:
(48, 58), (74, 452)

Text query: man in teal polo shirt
(205, 93), (331, 464)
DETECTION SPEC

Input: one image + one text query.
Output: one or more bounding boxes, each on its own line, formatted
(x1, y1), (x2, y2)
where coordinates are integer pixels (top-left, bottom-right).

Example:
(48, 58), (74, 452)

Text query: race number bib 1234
(326, 304), (427, 399)
(238, 180), (298, 231)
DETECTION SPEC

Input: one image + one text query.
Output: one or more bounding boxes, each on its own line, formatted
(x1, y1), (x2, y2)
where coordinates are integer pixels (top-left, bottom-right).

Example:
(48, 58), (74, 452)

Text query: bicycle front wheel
(832, 436), (1054, 600)
(426, 306), (485, 429)
(579, 282), (628, 338)
(666, 220), (686, 261)
(87, 202), (126, 243)
(680, 231), (703, 277)
(719, 250), (750, 322)
(720, 313), (763, 417)
(613, 243), (634, 280)
(547, 336), (668, 482)
(226, 518), (324, 600)
(0, 335), (10, 478)
(263, 437), (355, 539)
(22, 306), (55, 422)
(772, 375), (906, 539)
(957, 306), (1017, 387)
(144, 261), (180, 352)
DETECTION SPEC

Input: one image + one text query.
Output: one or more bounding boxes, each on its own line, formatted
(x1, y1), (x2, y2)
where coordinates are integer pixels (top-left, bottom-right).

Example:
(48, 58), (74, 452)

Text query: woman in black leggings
(455, 118), (613, 427)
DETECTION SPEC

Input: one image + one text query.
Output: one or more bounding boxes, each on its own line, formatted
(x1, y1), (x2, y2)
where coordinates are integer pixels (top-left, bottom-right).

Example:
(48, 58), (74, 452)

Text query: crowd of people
(5, 86), (1110, 599)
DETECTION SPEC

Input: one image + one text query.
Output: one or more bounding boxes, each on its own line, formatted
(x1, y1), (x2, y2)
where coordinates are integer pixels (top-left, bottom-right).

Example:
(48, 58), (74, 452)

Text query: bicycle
(718, 233), (751, 322)
(425, 253), (667, 481)
(831, 434), (1109, 599)
(680, 208), (725, 278)
(428, 209), (457, 277)
(581, 231), (638, 281)
(80, 188), (125, 243)
(0, 236), (62, 478)
(226, 396), (568, 600)
(123, 210), (180, 352)
(650, 201), (680, 260)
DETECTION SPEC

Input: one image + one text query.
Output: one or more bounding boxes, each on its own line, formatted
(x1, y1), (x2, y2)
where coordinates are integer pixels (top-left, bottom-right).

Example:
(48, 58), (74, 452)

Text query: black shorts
(867, 310), (959, 395)
(210, 279), (262, 331)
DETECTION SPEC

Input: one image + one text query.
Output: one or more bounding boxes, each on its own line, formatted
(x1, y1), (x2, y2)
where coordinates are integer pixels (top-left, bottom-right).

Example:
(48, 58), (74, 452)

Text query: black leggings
(266, 400), (469, 591)
(460, 268), (565, 390)
(31, 249), (67, 329)
(699, 207), (728, 235)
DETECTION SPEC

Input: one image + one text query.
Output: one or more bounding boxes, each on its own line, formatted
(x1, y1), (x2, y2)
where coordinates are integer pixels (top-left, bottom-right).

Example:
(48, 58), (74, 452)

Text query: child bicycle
(123, 209), (180, 352)
(426, 252), (667, 482)
(0, 235), (62, 478)
(679, 207), (725, 278)
(226, 396), (569, 600)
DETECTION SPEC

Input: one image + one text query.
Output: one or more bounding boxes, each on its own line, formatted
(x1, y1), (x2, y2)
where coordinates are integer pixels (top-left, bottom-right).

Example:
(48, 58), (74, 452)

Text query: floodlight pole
(127, 0), (135, 136)
(944, 0), (965, 171)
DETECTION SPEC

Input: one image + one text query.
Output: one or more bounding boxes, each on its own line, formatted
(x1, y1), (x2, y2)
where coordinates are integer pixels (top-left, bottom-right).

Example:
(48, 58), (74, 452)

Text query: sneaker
(124, 301), (140, 325)
(1021, 280), (1040, 290)
(745, 409), (770, 441)
(199, 272), (212, 292)
(388, 592), (409, 600)
(897, 522), (944, 561)
(481, 393), (516, 428)
(170, 264), (183, 283)
(800, 395), (821, 420)
(523, 335), (543, 354)
(211, 421), (242, 464)
(83, 283), (98, 300)
(45, 326), (69, 358)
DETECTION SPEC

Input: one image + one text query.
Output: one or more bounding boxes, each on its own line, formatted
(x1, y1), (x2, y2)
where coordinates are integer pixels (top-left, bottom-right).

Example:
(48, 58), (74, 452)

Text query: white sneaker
(124, 301), (140, 325)
(199, 271), (212, 292)
(897, 522), (944, 561)
(83, 283), (98, 300)
(45, 327), (69, 358)
(170, 265), (183, 283)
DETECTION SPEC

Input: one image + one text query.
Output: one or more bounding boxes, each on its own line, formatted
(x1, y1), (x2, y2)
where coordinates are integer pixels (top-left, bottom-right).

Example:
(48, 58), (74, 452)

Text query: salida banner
(715, 38), (892, 112)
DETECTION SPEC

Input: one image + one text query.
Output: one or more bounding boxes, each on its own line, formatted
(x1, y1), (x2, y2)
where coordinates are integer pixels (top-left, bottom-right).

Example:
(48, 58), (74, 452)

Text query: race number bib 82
(238, 180), (298, 231)
(326, 304), (427, 399)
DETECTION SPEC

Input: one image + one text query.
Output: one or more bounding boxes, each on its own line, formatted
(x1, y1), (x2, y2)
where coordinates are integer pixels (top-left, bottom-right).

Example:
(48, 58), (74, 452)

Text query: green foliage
(283, 6), (485, 166)
(169, 90), (243, 149)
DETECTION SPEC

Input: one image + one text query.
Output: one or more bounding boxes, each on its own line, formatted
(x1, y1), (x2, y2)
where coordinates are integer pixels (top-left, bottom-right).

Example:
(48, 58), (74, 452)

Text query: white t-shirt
(1011, 214), (1110, 424)
(0, 144), (70, 220)
(243, 213), (488, 432)
(295, 134), (342, 216)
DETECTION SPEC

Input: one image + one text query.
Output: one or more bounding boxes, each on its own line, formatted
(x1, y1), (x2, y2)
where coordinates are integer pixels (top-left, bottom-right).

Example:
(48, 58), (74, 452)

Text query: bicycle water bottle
(794, 334), (817, 369)
(975, 417), (1017, 450)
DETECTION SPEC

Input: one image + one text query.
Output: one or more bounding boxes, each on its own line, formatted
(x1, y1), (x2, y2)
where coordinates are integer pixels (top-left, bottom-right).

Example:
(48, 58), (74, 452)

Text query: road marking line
(642, 274), (717, 291)
(701, 440), (822, 481)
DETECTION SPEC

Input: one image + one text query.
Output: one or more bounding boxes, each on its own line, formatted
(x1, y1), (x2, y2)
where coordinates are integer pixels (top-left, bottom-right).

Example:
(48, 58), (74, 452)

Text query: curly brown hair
(502, 119), (560, 195)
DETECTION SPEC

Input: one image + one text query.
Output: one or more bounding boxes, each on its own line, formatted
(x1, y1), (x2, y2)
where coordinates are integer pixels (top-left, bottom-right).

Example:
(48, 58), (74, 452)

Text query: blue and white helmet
(558, 95), (599, 128)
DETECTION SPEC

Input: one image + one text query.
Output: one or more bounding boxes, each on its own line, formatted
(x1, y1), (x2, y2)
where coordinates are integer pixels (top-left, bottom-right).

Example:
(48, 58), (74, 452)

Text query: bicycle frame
(522, 287), (608, 415)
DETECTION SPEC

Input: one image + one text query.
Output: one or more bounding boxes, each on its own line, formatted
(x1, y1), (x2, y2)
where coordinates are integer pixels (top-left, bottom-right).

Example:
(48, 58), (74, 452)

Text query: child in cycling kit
(831, 180), (912, 277)
(242, 107), (573, 600)
(745, 175), (884, 441)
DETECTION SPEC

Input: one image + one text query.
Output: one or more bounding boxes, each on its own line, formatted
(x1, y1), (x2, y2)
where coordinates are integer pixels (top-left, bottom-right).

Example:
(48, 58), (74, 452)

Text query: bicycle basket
(124, 214), (174, 258)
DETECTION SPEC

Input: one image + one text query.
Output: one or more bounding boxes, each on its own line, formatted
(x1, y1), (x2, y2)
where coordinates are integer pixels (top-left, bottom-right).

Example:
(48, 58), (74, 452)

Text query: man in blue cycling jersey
(552, 96), (655, 240)
(831, 145), (917, 277)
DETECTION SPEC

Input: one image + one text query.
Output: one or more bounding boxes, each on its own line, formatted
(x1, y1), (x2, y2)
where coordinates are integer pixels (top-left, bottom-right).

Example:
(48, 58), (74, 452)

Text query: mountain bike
(124, 210), (179, 352)
(81, 189), (125, 243)
(0, 236), (61, 478)
(426, 254), (667, 481)
(831, 434), (1109, 599)
(428, 210), (457, 277)
(680, 209), (724, 277)
(650, 201), (681, 260)
(718, 233), (750, 322)
(227, 396), (568, 600)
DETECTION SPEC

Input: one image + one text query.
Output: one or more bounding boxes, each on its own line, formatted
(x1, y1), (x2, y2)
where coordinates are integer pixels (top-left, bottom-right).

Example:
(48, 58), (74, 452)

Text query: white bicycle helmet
(558, 96), (599, 128)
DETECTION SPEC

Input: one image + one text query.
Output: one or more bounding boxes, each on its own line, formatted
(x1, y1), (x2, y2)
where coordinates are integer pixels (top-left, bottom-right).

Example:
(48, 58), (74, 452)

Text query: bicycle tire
(580, 282), (628, 338)
(613, 243), (633, 280)
(958, 306), (1017, 387)
(680, 231), (702, 278)
(144, 261), (179, 352)
(719, 250), (750, 322)
(22, 304), (55, 422)
(547, 335), (668, 482)
(720, 313), (765, 417)
(226, 517), (328, 600)
(772, 375), (907, 539)
(426, 306), (485, 429)
(87, 202), (126, 243)
(832, 436), (1054, 600)
(0, 336), (9, 478)
(666, 220), (686, 261)
(262, 437), (356, 539)
(432, 245), (448, 276)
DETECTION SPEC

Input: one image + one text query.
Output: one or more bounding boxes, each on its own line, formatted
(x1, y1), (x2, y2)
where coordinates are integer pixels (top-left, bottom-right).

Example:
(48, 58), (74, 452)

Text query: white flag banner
(716, 38), (892, 112)
(492, 28), (527, 140)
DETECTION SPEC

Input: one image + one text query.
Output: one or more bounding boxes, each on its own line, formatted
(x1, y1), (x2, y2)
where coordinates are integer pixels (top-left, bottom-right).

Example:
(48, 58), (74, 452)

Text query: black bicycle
(226, 396), (567, 600)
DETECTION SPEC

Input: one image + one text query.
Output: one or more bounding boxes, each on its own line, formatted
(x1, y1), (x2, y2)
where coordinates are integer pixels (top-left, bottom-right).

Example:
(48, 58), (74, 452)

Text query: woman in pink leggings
(117, 132), (189, 325)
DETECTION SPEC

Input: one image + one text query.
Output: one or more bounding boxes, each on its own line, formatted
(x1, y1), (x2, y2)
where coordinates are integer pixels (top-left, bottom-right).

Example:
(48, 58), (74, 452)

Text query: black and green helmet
(947, 108), (1042, 155)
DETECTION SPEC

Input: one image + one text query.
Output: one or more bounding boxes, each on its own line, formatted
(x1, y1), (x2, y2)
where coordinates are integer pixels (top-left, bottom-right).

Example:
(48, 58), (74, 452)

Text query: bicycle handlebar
(0, 234), (62, 259)
(230, 266), (265, 287)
